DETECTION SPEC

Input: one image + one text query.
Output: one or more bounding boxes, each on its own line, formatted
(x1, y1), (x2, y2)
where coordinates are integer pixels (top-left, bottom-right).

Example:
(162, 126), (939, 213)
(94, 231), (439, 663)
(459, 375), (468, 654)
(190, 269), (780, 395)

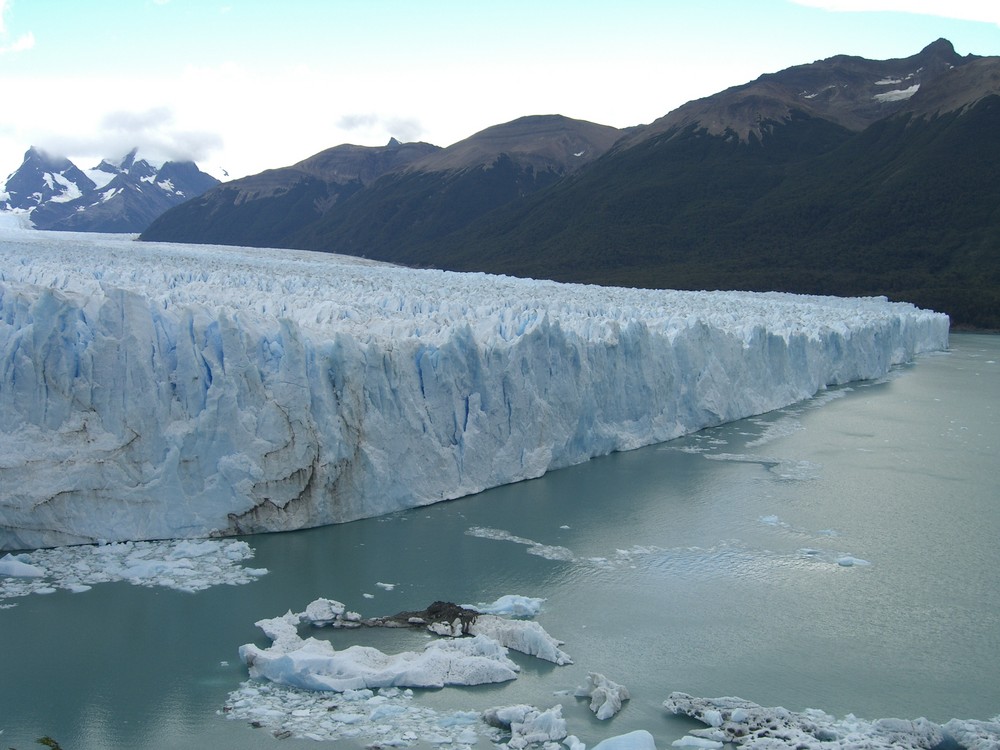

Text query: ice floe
(223, 682), (494, 746)
(664, 692), (1000, 749)
(467, 527), (577, 561)
(465, 524), (870, 580)
(0, 538), (266, 603)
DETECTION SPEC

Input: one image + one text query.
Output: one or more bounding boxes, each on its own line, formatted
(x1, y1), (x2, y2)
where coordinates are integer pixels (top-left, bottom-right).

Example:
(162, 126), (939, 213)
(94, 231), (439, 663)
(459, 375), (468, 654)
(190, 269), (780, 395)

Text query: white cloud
(338, 114), (379, 130)
(30, 105), (222, 168)
(338, 114), (424, 143)
(384, 117), (424, 143)
(0, 30), (32, 53)
(787, 0), (1000, 27)
(98, 105), (223, 163)
(102, 106), (175, 133)
(0, 0), (33, 53)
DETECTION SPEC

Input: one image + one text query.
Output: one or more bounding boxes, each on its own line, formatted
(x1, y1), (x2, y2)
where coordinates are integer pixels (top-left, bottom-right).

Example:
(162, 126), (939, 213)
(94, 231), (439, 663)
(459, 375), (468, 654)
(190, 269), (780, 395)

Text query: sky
(1, 0), (998, 181)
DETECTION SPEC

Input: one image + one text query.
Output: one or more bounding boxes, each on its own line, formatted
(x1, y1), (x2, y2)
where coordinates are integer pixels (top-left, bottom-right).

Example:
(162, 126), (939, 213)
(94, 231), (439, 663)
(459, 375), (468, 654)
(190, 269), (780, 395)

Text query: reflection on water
(1, 334), (998, 749)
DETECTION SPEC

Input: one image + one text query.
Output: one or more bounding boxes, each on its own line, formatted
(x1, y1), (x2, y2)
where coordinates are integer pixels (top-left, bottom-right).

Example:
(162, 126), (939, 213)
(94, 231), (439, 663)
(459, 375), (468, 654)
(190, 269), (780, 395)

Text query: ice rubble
(0, 538), (266, 603)
(228, 595), (589, 746)
(484, 704), (569, 749)
(227, 596), (998, 748)
(664, 692), (1000, 749)
(0, 228), (949, 549)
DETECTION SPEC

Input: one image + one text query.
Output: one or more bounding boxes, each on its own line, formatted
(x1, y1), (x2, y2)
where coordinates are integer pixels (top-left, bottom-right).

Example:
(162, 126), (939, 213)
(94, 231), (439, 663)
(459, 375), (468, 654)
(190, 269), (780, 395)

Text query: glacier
(0, 222), (949, 550)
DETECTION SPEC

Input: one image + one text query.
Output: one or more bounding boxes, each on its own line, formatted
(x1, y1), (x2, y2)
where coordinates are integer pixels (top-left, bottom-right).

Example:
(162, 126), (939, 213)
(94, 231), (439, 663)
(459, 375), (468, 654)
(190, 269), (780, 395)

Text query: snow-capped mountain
(0, 146), (220, 232)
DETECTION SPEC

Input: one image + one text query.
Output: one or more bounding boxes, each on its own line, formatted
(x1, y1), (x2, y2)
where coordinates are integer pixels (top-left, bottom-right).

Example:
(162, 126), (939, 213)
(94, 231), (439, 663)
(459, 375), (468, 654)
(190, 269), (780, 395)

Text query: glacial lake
(2, 332), (998, 749)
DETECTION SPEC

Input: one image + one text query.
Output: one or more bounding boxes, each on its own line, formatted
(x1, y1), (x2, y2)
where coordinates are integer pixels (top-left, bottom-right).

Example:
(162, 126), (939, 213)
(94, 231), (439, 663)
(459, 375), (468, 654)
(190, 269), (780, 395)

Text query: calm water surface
(2, 333), (998, 749)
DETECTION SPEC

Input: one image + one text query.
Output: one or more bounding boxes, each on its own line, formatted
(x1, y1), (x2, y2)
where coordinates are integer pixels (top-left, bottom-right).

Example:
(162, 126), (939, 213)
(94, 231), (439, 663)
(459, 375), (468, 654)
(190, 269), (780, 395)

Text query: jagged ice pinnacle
(0, 225), (949, 550)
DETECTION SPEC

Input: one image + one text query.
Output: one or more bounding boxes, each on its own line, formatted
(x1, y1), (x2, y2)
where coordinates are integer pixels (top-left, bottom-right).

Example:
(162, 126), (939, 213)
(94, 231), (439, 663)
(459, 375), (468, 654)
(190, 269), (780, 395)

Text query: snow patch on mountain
(44, 172), (85, 203)
(83, 168), (116, 190)
(873, 84), (920, 102)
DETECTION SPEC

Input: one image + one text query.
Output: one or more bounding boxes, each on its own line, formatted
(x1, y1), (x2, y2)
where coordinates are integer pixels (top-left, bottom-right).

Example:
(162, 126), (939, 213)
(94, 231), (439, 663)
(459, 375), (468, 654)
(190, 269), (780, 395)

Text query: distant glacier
(0, 222), (949, 550)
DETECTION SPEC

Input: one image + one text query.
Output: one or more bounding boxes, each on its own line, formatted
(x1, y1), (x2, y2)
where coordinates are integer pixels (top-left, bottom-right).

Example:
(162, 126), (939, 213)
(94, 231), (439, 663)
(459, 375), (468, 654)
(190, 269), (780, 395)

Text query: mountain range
(1, 147), (219, 233)
(137, 40), (1000, 328)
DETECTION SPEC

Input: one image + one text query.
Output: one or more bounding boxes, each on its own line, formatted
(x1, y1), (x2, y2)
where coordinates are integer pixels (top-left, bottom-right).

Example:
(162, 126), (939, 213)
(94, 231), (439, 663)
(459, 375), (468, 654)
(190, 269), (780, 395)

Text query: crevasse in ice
(0, 227), (949, 550)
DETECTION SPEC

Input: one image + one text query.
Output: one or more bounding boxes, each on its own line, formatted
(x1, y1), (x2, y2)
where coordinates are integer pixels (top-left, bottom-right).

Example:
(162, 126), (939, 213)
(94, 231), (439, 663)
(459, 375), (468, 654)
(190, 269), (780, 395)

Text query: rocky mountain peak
(901, 54), (1000, 119)
(408, 114), (622, 175)
(118, 147), (140, 172)
(2, 146), (96, 210)
(627, 37), (975, 146)
(21, 146), (69, 169)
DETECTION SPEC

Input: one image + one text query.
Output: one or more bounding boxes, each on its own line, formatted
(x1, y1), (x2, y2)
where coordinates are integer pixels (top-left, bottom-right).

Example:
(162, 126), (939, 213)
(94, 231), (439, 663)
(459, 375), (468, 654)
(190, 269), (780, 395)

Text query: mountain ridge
(140, 114), (624, 249)
(136, 39), (1000, 329)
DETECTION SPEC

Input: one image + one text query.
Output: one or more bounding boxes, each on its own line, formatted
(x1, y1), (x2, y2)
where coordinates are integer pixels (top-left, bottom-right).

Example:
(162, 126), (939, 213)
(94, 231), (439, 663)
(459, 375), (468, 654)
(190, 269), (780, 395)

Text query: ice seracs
(0, 227), (949, 550)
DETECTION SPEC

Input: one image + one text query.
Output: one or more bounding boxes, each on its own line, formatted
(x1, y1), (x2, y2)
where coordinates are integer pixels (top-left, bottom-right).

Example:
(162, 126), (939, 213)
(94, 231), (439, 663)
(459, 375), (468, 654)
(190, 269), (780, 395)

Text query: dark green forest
(144, 98), (1000, 330)
(381, 100), (1000, 330)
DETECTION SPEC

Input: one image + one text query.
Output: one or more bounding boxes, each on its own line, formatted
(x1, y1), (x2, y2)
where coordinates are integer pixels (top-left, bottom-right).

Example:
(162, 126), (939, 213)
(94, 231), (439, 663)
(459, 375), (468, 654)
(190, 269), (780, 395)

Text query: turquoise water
(1, 333), (998, 749)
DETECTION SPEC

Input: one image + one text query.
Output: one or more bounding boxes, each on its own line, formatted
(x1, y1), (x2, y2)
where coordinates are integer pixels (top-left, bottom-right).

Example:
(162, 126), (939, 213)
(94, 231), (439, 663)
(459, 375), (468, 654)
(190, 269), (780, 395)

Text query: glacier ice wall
(0, 229), (949, 550)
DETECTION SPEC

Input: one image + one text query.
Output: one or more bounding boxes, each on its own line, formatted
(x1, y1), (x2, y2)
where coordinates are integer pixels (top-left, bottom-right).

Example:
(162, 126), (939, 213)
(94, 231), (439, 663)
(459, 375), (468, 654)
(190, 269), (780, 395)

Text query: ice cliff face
(0, 226), (949, 550)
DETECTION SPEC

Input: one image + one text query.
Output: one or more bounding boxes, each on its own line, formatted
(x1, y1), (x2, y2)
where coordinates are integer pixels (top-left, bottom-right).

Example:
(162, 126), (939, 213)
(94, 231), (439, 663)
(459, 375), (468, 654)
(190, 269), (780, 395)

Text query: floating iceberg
(241, 630), (521, 692)
(229, 595), (577, 746)
(576, 672), (630, 720)
(239, 596), (572, 692)
(470, 614), (573, 665)
(483, 704), (569, 749)
(0, 228), (949, 550)
(0, 553), (45, 578)
(467, 593), (546, 618)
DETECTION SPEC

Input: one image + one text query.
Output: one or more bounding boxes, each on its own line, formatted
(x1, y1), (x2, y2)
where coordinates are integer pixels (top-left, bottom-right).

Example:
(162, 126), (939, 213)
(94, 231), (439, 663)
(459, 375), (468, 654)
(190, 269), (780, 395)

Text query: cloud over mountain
(35, 107), (224, 167)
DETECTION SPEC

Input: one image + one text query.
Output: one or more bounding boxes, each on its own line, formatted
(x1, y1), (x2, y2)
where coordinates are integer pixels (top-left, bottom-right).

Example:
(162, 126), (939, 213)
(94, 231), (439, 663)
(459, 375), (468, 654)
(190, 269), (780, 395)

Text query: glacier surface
(0, 225), (949, 550)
